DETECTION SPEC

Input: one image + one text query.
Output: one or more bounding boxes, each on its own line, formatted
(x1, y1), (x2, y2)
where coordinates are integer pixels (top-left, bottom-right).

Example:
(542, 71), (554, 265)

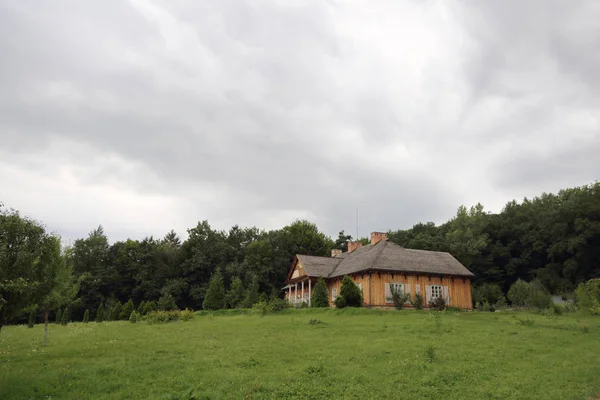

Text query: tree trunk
(44, 309), (49, 346)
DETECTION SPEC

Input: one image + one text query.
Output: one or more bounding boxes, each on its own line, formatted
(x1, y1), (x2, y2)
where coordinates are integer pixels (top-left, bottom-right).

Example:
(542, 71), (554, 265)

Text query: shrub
(482, 300), (491, 312)
(268, 296), (290, 312)
(299, 301), (309, 308)
(202, 269), (226, 310)
(473, 283), (503, 305)
(489, 305), (496, 312)
(55, 309), (62, 324)
(61, 307), (70, 325)
(83, 309), (90, 323)
(411, 293), (424, 310)
(334, 295), (347, 309)
(430, 296), (446, 311)
(495, 296), (507, 310)
(508, 279), (531, 307)
(390, 284), (410, 310)
(339, 276), (363, 307)
(179, 308), (195, 321)
(27, 309), (35, 328)
(311, 278), (329, 308)
(121, 299), (135, 320)
(96, 303), (105, 322)
(530, 285), (553, 311)
(575, 280), (600, 314)
(145, 310), (180, 324)
(129, 310), (140, 323)
(158, 293), (178, 311)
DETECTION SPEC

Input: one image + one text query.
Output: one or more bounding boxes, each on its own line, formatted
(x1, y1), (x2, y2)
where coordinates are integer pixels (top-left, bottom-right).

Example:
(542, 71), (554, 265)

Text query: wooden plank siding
(324, 272), (472, 309)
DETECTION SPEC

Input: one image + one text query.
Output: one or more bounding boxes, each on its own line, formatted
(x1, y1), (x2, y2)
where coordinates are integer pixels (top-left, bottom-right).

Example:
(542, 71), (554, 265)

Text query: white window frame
(332, 287), (337, 301)
(430, 285), (443, 300)
(385, 282), (404, 303)
(356, 282), (363, 293)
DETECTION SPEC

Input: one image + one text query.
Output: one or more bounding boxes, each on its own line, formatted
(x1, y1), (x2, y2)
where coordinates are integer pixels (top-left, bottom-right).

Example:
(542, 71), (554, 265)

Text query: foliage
(108, 300), (123, 321)
(529, 281), (553, 311)
(334, 296), (347, 309)
(311, 278), (329, 308)
(226, 276), (244, 308)
(202, 269), (226, 311)
(472, 283), (503, 305)
(129, 310), (140, 323)
(60, 307), (70, 325)
(334, 231), (353, 253)
(138, 300), (157, 315)
(55, 309), (62, 324)
(120, 299), (135, 320)
(83, 309), (89, 323)
(252, 297), (291, 315)
(411, 293), (424, 310)
(0, 206), (64, 331)
(482, 300), (491, 312)
(27, 309), (35, 328)
(157, 294), (178, 311)
(96, 303), (105, 322)
(390, 284), (410, 310)
(430, 296), (446, 311)
(144, 309), (195, 324)
(339, 276), (363, 307)
(241, 275), (260, 308)
(507, 279), (531, 307)
(575, 279), (600, 314)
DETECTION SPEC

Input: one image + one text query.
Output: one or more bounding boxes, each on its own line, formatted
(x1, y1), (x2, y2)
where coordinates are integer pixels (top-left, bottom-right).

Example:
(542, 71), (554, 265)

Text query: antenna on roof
(356, 206), (359, 241)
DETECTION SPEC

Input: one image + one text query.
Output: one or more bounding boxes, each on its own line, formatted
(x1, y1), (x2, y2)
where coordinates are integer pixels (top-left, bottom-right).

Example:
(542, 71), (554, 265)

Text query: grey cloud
(0, 0), (598, 241)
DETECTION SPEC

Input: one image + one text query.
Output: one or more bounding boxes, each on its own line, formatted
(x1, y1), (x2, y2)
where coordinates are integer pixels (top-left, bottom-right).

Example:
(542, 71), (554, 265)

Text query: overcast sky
(1, 1), (599, 243)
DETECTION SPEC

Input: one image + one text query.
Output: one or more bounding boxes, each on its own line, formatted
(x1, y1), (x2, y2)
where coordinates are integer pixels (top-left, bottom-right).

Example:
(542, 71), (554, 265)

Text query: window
(356, 283), (363, 293)
(430, 285), (442, 300)
(332, 287), (337, 301)
(385, 283), (404, 303)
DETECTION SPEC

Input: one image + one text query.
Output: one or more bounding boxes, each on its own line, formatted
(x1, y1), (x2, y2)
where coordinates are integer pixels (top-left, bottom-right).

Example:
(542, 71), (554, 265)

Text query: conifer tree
(120, 299), (135, 320)
(96, 303), (105, 322)
(157, 293), (177, 311)
(242, 275), (260, 308)
(203, 269), (226, 310)
(83, 309), (90, 323)
(311, 278), (329, 307)
(338, 276), (363, 307)
(226, 276), (245, 308)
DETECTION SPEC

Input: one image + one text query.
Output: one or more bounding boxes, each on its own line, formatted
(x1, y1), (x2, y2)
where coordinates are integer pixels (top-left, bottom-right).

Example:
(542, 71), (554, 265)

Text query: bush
(311, 278), (329, 308)
(55, 309), (62, 324)
(251, 297), (291, 315)
(508, 279), (531, 307)
(482, 300), (491, 312)
(145, 310), (180, 324)
(473, 283), (504, 305)
(411, 293), (424, 310)
(241, 275), (260, 308)
(575, 280), (600, 314)
(121, 299), (135, 320)
(530, 286), (553, 311)
(179, 308), (195, 321)
(226, 276), (245, 309)
(96, 303), (105, 322)
(129, 310), (140, 323)
(203, 269), (226, 310)
(489, 305), (496, 312)
(61, 307), (70, 325)
(430, 296), (446, 311)
(83, 309), (90, 323)
(108, 300), (123, 321)
(339, 276), (363, 307)
(495, 296), (507, 311)
(27, 309), (35, 328)
(157, 293), (178, 311)
(390, 284), (410, 310)
(334, 295), (347, 308)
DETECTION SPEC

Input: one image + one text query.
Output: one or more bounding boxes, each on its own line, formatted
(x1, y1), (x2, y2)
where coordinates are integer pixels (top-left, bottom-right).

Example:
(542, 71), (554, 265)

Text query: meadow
(0, 309), (599, 400)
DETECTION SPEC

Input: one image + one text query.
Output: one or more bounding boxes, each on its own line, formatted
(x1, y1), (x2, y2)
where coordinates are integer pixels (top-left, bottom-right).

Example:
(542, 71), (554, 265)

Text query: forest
(1, 182), (599, 325)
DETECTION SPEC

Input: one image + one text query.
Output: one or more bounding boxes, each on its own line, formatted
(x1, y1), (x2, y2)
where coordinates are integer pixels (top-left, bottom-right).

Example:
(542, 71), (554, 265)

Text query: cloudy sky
(1, 1), (599, 243)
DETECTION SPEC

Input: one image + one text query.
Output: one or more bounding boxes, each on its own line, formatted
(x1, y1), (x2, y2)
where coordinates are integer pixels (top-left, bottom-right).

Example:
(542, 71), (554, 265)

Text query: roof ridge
(371, 238), (390, 267)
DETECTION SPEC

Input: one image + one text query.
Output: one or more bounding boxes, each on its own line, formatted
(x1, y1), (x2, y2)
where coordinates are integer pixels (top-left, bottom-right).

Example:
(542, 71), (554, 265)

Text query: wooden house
(283, 232), (474, 309)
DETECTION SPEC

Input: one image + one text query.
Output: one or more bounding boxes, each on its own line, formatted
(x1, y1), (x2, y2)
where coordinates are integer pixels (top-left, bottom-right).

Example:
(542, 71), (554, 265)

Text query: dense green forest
(1, 182), (600, 324)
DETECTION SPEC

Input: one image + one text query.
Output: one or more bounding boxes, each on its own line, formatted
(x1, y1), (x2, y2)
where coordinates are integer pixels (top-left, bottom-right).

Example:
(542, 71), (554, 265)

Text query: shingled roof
(294, 239), (474, 279)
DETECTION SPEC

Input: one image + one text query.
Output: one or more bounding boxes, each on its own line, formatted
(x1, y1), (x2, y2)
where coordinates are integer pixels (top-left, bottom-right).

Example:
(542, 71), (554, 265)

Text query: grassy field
(1, 309), (599, 400)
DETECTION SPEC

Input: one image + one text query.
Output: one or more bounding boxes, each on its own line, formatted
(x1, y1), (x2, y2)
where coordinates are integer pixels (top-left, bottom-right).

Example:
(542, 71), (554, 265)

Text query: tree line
(2, 182), (600, 329)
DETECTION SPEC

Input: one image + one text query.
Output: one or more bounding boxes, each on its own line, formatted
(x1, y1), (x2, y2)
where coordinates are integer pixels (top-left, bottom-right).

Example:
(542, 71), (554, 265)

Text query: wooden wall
(325, 272), (472, 309)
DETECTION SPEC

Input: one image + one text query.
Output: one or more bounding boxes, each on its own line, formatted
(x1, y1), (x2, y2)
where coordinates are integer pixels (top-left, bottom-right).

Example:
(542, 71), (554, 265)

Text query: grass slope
(1, 309), (599, 399)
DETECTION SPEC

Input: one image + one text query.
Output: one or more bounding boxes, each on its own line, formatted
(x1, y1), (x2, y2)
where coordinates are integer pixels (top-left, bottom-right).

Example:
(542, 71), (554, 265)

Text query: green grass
(1, 309), (599, 399)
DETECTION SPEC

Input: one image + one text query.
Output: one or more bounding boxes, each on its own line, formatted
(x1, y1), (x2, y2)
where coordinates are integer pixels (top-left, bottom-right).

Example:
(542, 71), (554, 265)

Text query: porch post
(301, 280), (305, 303)
(288, 285), (292, 303)
(295, 283), (298, 304)
(308, 279), (312, 306)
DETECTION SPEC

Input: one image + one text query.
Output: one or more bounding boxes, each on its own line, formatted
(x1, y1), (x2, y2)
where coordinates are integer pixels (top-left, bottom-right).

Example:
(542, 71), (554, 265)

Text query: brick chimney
(370, 232), (388, 245)
(348, 241), (363, 253)
(331, 249), (342, 257)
